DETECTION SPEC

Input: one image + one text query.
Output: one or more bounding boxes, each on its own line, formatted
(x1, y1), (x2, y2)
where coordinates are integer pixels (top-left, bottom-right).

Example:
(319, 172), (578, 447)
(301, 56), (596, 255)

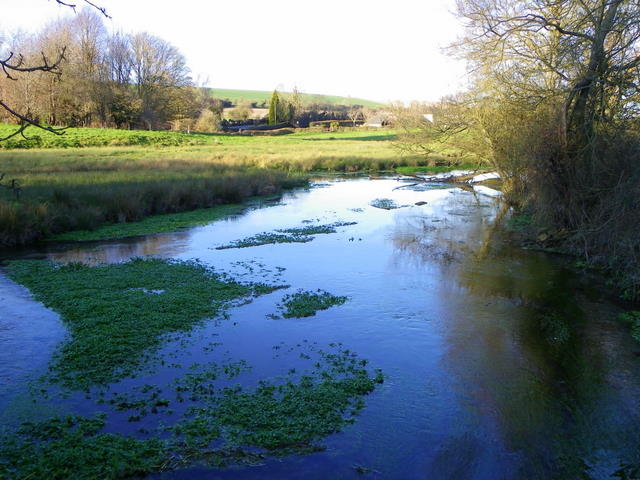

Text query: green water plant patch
(100, 384), (172, 421)
(0, 345), (383, 477)
(277, 221), (357, 236)
(370, 198), (402, 210)
(216, 232), (314, 249)
(0, 414), (167, 480)
(215, 222), (357, 249)
(171, 345), (383, 457)
(5, 258), (279, 389)
(278, 289), (349, 318)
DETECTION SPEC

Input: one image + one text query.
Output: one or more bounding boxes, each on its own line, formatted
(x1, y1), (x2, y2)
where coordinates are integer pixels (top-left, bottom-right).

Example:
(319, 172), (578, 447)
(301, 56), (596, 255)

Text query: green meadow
(0, 125), (208, 150)
(208, 88), (385, 108)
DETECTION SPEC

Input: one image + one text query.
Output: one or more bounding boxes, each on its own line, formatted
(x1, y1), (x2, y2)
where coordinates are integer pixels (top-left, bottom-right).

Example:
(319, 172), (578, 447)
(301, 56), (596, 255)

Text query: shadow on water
(390, 192), (640, 478)
(454, 229), (639, 478)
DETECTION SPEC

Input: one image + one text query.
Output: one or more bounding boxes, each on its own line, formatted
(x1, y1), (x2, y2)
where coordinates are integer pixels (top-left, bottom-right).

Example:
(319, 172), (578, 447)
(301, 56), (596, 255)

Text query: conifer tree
(268, 90), (280, 125)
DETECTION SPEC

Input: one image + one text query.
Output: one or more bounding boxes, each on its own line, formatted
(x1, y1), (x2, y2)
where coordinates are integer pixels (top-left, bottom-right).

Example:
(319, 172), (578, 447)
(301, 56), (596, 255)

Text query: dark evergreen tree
(268, 90), (280, 125)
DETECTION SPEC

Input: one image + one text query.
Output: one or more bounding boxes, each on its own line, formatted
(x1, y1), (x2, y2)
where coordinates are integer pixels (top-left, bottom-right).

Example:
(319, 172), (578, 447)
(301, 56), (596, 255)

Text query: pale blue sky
(3, 0), (468, 103)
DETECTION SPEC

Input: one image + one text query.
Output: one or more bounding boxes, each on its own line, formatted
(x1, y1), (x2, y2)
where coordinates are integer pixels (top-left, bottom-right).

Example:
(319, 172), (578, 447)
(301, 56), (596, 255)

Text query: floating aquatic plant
(278, 289), (349, 318)
(215, 222), (357, 249)
(0, 342), (383, 477)
(171, 345), (383, 456)
(370, 198), (403, 210)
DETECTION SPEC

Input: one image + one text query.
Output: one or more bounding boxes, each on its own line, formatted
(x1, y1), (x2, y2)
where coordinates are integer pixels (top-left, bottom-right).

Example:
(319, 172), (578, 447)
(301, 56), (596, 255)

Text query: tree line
(0, 8), (206, 131)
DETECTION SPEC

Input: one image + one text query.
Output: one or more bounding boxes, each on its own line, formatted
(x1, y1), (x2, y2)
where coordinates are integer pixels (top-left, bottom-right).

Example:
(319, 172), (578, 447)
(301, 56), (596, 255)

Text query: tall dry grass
(0, 170), (303, 247)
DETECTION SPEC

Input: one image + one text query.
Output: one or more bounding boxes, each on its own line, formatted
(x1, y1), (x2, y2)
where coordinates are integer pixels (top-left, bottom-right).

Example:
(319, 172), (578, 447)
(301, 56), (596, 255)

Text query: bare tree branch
(52, 0), (110, 18)
(0, 101), (68, 141)
(0, 47), (66, 80)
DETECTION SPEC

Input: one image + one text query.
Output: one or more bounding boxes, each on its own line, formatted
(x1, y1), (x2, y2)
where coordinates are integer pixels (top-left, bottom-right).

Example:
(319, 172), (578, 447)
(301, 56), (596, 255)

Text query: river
(1, 176), (639, 479)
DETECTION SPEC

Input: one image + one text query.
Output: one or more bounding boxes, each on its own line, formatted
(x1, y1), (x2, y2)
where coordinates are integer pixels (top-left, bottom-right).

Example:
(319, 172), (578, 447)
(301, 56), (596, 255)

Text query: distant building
(364, 111), (431, 128)
(364, 116), (385, 128)
(364, 110), (395, 127)
(222, 108), (268, 120)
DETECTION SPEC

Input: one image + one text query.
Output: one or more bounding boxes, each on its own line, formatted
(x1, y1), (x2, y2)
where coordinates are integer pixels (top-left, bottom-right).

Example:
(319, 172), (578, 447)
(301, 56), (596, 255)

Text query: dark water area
(1, 176), (639, 479)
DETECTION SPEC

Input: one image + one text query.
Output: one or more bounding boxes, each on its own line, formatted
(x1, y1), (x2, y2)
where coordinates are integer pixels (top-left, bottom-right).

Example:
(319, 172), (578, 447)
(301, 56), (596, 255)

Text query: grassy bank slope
(209, 88), (385, 108)
(0, 165), (303, 247)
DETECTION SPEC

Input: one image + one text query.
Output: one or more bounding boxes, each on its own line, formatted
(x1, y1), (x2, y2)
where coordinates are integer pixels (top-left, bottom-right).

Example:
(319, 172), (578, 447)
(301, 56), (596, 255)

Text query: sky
(2, 0), (469, 104)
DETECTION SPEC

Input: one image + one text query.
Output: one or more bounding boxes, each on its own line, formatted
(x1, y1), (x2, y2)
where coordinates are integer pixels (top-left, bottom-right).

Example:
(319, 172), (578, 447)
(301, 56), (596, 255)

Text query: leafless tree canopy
(0, 2), (200, 136)
(0, 0), (109, 140)
(455, 0), (640, 138)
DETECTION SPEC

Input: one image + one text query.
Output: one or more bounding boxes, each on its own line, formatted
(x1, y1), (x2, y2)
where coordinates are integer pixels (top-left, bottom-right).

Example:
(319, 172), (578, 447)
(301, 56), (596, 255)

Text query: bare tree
(392, 95), (492, 168)
(0, 0), (108, 140)
(227, 101), (253, 122)
(347, 106), (363, 126)
(454, 0), (640, 155)
(130, 32), (193, 129)
(449, 0), (640, 297)
(51, 0), (109, 17)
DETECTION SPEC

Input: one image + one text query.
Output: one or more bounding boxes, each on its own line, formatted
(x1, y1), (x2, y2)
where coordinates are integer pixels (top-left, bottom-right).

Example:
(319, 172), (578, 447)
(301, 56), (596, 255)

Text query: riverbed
(1, 176), (639, 479)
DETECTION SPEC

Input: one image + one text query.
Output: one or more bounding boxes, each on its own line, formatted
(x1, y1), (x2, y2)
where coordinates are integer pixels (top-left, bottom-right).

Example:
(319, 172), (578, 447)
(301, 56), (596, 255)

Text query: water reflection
(433, 210), (638, 477)
(43, 230), (192, 265)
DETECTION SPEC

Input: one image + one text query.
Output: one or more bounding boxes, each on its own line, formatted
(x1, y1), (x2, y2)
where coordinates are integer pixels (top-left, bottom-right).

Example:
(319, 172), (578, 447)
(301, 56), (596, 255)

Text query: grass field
(0, 125), (213, 149)
(209, 88), (385, 108)
(0, 127), (470, 246)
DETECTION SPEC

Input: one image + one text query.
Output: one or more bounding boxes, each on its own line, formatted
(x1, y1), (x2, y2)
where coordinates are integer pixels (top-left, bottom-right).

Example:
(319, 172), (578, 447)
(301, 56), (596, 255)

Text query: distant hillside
(208, 88), (385, 108)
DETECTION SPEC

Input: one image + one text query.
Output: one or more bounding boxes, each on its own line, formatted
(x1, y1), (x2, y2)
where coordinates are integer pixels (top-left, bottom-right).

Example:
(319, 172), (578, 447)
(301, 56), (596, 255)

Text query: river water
(1, 176), (639, 479)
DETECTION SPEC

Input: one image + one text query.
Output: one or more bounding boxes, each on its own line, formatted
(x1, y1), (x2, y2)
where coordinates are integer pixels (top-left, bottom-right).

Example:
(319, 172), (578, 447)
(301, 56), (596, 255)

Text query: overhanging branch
(0, 48), (66, 80)
(0, 1), (107, 141)
(0, 100), (68, 141)
(53, 0), (110, 18)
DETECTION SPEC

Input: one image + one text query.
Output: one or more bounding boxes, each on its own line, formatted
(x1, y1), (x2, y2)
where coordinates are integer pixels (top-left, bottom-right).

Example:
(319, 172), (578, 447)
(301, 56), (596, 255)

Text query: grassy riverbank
(0, 169), (303, 247)
(48, 202), (256, 243)
(395, 164), (480, 175)
(0, 128), (470, 247)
